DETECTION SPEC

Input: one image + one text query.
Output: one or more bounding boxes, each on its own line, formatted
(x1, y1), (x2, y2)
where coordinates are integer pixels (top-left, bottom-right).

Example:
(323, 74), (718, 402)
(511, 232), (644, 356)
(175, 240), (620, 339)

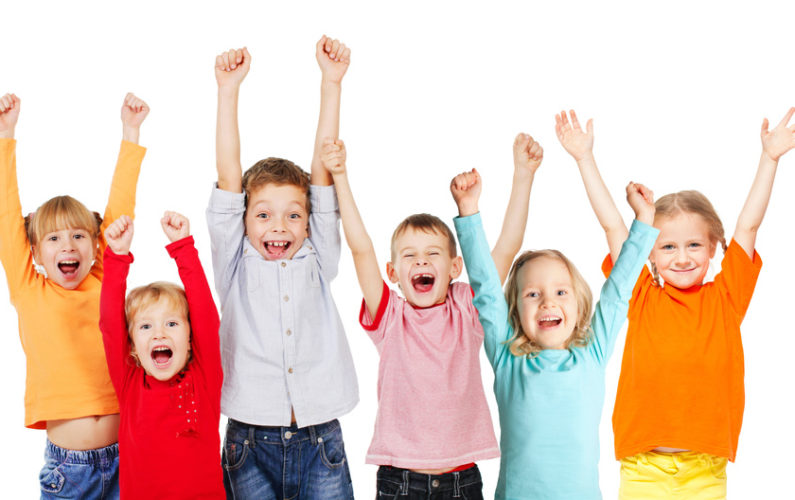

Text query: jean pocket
(318, 427), (347, 470)
(376, 479), (402, 499)
(222, 433), (251, 471)
(708, 455), (728, 480)
(39, 461), (65, 495)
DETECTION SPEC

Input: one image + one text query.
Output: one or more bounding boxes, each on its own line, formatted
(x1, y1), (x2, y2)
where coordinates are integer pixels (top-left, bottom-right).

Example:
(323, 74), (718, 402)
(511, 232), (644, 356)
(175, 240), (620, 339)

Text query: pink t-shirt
(359, 281), (500, 469)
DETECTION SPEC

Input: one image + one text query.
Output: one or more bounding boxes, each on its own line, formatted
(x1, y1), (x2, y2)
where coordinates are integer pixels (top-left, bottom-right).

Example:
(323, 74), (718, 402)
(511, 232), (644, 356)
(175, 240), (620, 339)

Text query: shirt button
(288, 367), (294, 374)
(431, 479), (440, 488)
(285, 431), (293, 439)
(284, 295), (289, 302)
(286, 329), (292, 336)
(281, 262), (286, 267)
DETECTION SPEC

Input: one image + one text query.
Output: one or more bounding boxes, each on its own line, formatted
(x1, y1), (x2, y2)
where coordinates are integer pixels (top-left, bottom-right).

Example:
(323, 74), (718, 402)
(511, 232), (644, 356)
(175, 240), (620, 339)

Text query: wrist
(575, 151), (595, 164)
(457, 202), (479, 217)
(122, 126), (140, 144)
(512, 168), (535, 182)
(321, 79), (343, 89)
(635, 209), (655, 226)
(217, 86), (241, 99)
(0, 129), (15, 139)
(760, 150), (780, 164)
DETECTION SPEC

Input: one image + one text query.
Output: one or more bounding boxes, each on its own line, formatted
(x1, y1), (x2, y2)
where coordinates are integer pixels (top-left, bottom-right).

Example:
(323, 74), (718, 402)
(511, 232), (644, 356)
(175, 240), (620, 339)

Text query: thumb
(586, 119), (594, 136)
(761, 118), (769, 135)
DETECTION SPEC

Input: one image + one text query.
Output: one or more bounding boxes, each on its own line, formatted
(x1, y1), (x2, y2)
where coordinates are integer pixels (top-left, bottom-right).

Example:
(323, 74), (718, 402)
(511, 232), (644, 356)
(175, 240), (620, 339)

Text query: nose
(270, 217), (286, 232)
(674, 250), (690, 266)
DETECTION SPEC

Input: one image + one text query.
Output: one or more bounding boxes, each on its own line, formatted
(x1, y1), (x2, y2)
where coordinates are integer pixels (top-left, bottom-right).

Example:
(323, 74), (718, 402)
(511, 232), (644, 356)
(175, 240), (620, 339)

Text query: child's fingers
(569, 110), (581, 131)
(777, 107), (795, 128)
(235, 49), (244, 65)
(215, 54), (225, 70)
(330, 39), (340, 59)
(586, 118), (594, 136)
(560, 110), (570, 128)
(761, 118), (769, 135)
(242, 47), (251, 64)
(340, 46), (351, 63)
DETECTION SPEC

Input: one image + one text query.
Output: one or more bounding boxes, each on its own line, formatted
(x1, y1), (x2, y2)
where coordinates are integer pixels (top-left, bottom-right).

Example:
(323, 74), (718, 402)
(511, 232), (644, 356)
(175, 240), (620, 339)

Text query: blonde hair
(652, 190), (726, 283)
(25, 195), (102, 247)
(390, 213), (457, 261)
(124, 282), (190, 363)
(504, 249), (593, 357)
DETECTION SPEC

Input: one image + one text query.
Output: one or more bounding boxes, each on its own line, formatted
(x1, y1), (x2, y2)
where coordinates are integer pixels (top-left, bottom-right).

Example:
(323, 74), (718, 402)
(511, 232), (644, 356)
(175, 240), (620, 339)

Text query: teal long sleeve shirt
(454, 214), (658, 500)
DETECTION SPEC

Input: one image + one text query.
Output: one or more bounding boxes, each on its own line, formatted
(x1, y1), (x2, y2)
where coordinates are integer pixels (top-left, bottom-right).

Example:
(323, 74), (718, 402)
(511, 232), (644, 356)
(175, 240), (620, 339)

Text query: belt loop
(309, 424), (318, 445)
(400, 470), (409, 496)
(452, 471), (461, 497)
(247, 424), (255, 447)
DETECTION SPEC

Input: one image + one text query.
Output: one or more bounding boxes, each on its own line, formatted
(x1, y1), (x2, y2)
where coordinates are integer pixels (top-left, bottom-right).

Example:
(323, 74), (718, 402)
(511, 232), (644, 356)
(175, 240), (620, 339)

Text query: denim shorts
(376, 465), (483, 499)
(39, 439), (119, 500)
(222, 418), (354, 500)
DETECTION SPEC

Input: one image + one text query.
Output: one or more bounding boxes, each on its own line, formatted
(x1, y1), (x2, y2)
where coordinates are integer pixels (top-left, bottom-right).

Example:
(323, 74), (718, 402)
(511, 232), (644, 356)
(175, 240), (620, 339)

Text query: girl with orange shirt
(557, 108), (795, 499)
(0, 93), (148, 498)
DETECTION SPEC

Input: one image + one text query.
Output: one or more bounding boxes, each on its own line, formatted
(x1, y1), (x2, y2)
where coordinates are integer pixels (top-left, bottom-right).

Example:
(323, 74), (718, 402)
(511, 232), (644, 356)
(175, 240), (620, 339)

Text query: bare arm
(734, 107), (795, 257)
(556, 110), (628, 262)
(491, 133), (543, 283)
(311, 36), (350, 186)
(120, 93), (149, 144)
(214, 48), (251, 193)
(321, 138), (383, 318)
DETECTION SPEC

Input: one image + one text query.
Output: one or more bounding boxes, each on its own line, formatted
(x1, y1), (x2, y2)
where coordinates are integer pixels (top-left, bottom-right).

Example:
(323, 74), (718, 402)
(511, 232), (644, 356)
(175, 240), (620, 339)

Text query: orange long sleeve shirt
(0, 138), (145, 429)
(603, 240), (761, 462)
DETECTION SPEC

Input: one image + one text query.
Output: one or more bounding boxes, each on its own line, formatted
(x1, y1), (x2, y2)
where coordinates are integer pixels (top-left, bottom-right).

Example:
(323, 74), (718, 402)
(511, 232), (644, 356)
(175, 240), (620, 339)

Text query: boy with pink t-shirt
(320, 133), (544, 497)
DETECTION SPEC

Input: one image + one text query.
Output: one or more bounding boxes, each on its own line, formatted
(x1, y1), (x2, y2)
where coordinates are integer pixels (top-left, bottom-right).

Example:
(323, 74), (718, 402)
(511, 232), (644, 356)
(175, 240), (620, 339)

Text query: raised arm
(120, 93), (149, 144)
(321, 138), (383, 317)
(490, 133), (543, 283)
(215, 47), (251, 193)
(311, 36), (350, 186)
(556, 110), (628, 262)
(734, 107), (795, 258)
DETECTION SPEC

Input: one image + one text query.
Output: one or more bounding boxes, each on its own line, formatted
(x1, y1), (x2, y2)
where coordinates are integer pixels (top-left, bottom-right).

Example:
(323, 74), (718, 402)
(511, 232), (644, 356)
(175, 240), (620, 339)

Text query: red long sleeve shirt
(100, 237), (224, 499)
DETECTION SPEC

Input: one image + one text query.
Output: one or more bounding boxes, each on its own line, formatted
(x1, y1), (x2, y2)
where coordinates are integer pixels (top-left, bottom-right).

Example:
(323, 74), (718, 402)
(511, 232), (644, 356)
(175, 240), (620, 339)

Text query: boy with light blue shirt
(207, 38), (357, 499)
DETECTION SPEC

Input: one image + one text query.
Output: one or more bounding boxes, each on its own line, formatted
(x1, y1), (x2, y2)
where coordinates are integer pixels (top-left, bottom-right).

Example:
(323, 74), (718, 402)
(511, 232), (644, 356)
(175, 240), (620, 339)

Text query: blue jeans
(376, 466), (484, 500)
(222, 418), (354, 500)
(39, 440), (119, 500)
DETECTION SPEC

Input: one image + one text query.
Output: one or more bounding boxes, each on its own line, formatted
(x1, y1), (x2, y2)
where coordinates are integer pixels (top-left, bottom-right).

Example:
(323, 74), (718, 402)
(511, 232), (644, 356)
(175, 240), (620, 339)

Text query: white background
(1, 0), (793, 498)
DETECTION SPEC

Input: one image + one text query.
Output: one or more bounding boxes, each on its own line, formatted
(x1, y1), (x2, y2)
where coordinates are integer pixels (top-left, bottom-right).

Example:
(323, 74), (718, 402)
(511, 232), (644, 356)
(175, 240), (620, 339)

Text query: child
(453, 133), (659, 499)
(209, 37), (357, 499)
(0, 92), (147, 498)
(320, 132), (543, 498)
(100, 212), (224, 499)
(559, 108), (795, 498)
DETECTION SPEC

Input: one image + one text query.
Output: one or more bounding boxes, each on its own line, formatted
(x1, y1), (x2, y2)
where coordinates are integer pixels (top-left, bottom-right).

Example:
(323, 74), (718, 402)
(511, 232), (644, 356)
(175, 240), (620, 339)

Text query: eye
(73, 233), (84, 240)
(48, 235), (58, 242)
(688, 242), (702, 248)
(557, 289), (568, 296)
(403, 253), (415, 258)
(166, 321), (178, 327)
(428, 251), (440, 256)
(289, 213), (301, 220)
(525, 291), (539, 298)
(256, 212), (269, 219)
(661, 244), (675, 251)
(138, 323), (151, 330)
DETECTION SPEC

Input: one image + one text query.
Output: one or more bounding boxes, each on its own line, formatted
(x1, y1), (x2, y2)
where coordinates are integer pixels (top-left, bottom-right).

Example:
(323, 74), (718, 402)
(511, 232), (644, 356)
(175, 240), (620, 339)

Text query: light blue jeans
(39, 440), (119, 499)
(222, 418), (354, 499)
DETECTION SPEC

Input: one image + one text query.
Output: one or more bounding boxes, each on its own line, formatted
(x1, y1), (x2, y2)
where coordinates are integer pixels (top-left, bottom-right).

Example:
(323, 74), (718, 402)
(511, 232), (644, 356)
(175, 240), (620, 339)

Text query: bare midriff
(652, 447), (691, 453)
(410, 467), (457, 474)
(47, 414), (120, 450)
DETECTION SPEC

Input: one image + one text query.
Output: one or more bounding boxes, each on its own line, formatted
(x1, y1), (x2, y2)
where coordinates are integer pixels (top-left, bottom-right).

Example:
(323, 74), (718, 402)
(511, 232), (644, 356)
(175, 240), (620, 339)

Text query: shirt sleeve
(307, 184), (341, 281)
(99, 247), (135, 396)
(359, 281), (393, 348)
(166, 236), (223, 393)
(0, 138), (38, 298)
(714, 239), (762, 320)
(205, 185), (246, 299)
(454, 212), (512, 369)
(587, 220), (659, 364)
(96, 141), (146, 277)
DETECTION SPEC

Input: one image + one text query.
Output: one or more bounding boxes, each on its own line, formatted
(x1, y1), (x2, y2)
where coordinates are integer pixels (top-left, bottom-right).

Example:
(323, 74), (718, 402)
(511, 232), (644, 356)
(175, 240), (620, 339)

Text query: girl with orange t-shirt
(0, 93), (148, 498)
(557, 108), (795, 499)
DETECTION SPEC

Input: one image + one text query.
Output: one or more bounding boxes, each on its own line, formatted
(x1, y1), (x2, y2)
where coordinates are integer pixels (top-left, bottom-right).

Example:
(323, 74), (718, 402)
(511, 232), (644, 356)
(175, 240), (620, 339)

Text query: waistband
(227, 417), (340, 445)
(45, 439), (119, 465)
(377, 464), (482, 495)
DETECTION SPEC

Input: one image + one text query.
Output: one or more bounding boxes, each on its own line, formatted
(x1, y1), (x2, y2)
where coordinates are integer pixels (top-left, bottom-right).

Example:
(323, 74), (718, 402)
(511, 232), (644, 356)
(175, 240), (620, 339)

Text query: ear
(449, 255), (463, 280)
(31, 244), (40, 263)
(709, 242), (717, 259)
(386, 261), (399, 284)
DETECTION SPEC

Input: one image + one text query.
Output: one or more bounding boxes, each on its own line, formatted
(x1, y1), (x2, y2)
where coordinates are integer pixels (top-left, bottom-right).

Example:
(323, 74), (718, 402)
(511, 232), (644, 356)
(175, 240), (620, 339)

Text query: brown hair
(242, 157), (311, 213)
(652, 190), (726, 282)
(25, 195), (102, 247)
(390, 213), (457, 260)
(124, 281), (190, 363)
(504, 249), (593, 357)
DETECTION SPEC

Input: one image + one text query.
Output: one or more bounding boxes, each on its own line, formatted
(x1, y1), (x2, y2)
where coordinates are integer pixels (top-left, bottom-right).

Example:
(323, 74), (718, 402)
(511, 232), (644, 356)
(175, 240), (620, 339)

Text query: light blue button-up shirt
(207, 184), (358, 427)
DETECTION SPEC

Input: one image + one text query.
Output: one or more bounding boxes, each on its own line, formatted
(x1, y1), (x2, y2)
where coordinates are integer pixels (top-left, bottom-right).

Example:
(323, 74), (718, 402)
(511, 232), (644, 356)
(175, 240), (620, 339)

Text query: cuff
(209, 183), (246, 212)
(104, 246), (134, 264)
(453, 212), (483, 234)
(359, 281), (390, 331)
(310, 184), (339, 213)
(166, 235), (195, 257)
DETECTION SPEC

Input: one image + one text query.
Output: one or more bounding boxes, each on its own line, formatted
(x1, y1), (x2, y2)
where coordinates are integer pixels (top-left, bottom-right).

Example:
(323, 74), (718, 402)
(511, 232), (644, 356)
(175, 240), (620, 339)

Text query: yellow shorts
(619, 450), (727, 500)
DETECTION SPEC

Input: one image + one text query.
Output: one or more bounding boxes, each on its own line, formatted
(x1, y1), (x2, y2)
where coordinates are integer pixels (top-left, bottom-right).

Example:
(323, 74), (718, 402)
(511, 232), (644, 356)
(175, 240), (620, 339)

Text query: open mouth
(264, 240), (291, 259)
(537, 315), (562, 328)
(151, 346), (173, 367)
(57, 260), (80, 277)
(411, 273), (435, 293)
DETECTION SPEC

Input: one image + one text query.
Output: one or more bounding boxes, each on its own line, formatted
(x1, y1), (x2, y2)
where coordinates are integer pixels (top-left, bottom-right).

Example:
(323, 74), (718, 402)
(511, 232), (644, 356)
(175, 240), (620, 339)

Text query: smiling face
(387, 227), (462, 308)
(130, 298), (191, 381)
(516, 256), (580, 350)
(650, 212), (717, 289)
(32, 227), (97, 290)
(244, 183), (309, 261)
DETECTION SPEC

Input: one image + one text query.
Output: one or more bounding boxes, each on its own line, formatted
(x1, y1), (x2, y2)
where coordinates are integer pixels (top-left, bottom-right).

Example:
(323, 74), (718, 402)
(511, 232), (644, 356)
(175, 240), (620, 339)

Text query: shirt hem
(616, 440), (735, 462)
(366, 447), (500, 469)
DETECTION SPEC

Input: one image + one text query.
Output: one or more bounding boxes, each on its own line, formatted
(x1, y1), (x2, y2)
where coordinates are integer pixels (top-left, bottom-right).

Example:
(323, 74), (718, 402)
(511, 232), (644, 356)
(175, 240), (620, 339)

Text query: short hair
(124, 282), (190, 364)
(390, 213), (457, 261)
(25, 195), (102, 247)
(652, 190), (726, 283)
(241, 157), (311, 213)
(503, 249), (593, 357)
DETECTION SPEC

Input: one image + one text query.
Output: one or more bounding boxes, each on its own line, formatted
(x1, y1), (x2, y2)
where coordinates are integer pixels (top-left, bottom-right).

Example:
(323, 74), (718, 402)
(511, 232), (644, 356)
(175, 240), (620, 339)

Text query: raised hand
(316, 35), (351, 84)
(626, 182), (654, 225)
(0, 93), (21, 138)
(555, 110), (594, 161)
(513, 133), (543, 174)
(450, 168), (482, 217)
(321, 138), (347, 175)
(160, 211), (190, 243)
(121, 93), (149, 129)
(215, 47), (251, 89)
(105, 215), (134, 255)
(761, 107), (795, 162)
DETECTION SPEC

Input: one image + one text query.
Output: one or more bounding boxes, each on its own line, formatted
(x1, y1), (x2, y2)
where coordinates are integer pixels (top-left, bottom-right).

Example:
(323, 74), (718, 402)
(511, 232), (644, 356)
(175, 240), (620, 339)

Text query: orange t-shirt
(0, 138), (145, 429)
(602, 240), (761, 462)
